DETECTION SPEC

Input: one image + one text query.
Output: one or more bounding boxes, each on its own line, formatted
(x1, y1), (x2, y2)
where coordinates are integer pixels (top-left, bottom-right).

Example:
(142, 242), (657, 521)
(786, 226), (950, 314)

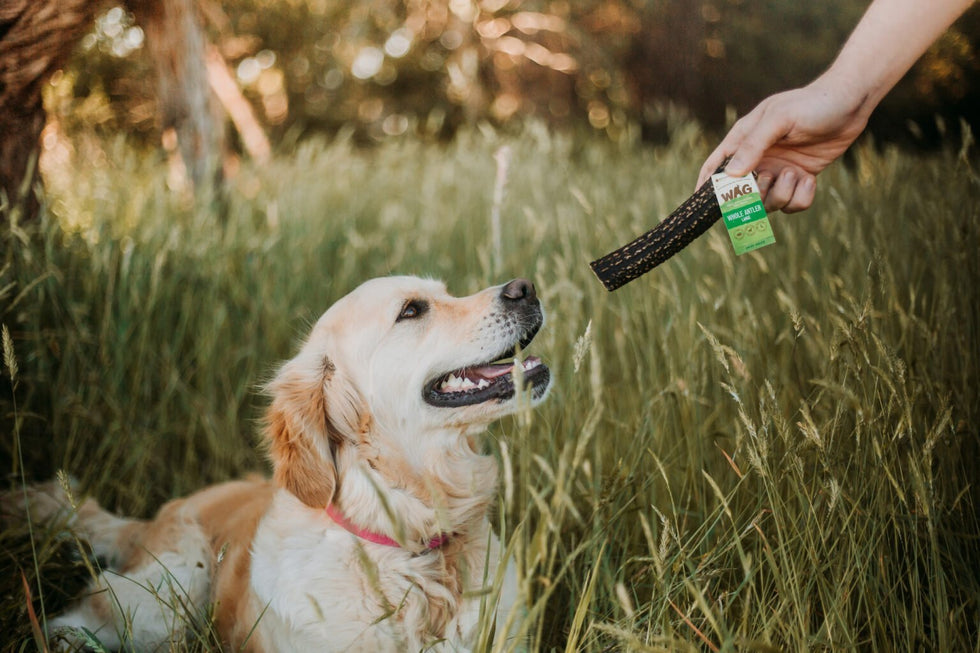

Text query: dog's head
(264, 276), (551, 509)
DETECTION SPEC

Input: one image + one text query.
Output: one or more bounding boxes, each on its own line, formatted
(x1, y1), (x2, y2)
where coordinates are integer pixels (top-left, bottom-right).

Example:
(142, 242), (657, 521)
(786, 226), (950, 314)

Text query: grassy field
(2, 124), (979, 652)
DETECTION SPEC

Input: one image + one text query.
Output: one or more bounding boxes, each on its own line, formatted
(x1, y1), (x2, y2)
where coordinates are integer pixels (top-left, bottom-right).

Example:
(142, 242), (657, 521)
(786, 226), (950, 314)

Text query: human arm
(697, 0), (974, 213)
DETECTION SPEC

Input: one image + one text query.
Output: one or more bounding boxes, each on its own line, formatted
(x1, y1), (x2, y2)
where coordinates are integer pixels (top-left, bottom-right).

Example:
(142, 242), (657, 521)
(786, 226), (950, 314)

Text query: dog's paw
(0, 478), (80, 527)
(47, 610), (121, 653)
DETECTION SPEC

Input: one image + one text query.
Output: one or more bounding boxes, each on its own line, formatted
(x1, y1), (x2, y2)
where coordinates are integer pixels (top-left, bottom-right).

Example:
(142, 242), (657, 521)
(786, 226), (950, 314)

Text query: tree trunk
(127, 0), (222, 191)
(2, 0), (236, 220)
(0, 0), (102, 221)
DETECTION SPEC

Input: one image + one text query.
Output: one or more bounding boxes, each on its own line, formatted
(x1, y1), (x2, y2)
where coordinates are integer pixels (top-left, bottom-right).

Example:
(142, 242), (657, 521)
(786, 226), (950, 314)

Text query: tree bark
(127, 0), (222, 190)
(0, 0), (102, 221)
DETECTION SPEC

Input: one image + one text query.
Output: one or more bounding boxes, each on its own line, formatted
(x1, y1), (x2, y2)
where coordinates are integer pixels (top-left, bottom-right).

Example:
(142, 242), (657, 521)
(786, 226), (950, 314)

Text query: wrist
(809, 68), (878, 121)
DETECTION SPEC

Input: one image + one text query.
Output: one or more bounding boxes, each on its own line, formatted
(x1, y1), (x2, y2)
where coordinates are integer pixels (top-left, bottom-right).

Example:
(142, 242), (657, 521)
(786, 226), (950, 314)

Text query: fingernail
(725, 157), (747, 176)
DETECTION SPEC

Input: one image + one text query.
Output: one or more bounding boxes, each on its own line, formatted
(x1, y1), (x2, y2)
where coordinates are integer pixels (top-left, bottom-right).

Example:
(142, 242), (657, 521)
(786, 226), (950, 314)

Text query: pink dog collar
(325, 504), (449, 551)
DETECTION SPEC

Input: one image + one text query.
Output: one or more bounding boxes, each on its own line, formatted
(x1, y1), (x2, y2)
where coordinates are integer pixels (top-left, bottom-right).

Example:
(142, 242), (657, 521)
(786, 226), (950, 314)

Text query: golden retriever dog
(10, 276), (551, 652)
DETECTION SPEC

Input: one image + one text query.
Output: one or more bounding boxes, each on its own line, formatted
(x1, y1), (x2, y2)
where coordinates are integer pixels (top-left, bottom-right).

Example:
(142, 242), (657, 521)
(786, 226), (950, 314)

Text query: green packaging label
(710, 171), (775, 255)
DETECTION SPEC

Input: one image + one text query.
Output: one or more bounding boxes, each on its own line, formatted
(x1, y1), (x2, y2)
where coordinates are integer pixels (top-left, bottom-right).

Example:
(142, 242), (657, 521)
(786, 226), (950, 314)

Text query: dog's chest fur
(246, 491), (491, 652)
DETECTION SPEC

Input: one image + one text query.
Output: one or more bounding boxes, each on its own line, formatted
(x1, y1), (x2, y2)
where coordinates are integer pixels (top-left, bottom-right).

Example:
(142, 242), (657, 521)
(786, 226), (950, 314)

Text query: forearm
(819, 0), (974, 115)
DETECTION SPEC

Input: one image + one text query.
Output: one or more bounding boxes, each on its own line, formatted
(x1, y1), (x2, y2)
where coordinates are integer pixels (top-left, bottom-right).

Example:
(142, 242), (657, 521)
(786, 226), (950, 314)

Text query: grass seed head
(2, 324), (16, 384)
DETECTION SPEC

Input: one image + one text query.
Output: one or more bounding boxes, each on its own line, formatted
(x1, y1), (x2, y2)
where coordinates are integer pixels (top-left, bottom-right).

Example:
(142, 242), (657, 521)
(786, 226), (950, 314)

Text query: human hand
(697, 79), (870, 213)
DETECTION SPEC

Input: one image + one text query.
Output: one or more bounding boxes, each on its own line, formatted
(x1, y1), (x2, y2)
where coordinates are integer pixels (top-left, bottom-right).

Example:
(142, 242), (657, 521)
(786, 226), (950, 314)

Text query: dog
(9, 276), (551, 651)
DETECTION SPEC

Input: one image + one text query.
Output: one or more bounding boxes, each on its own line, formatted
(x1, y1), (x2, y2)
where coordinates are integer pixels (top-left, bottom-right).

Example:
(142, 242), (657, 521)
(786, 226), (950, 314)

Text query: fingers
(725, 109), (791, 178)
(756, 170), (774, 198)
(695, 111), (762, 188)
(783, 174), (816, 213)
(696, 99), (780, 188)
(761, 168), (816, 213)
(696, 151), (725, 189)
(696, 140), (738, 188)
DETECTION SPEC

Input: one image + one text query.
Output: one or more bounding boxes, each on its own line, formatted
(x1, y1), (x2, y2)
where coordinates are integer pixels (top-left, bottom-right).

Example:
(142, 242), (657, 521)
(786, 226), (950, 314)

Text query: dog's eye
(397, 299), (428, 322)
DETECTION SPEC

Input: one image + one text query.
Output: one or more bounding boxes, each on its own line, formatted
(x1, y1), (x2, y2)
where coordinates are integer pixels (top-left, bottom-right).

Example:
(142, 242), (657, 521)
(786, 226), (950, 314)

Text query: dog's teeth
(439, 373), (483, 392)
(438, 362), (537, 395)
(439, 374), (458, 392)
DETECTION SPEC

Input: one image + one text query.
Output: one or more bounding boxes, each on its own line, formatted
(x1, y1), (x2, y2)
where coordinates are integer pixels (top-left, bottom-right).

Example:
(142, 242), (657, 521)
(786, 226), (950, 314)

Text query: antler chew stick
(589, 175), (722, 292)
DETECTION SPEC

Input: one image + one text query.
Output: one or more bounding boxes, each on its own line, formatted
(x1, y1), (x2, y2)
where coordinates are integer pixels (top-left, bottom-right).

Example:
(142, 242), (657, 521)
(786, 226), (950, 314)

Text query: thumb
(696, 149), (728, 189)
(725, 113), (791, 177)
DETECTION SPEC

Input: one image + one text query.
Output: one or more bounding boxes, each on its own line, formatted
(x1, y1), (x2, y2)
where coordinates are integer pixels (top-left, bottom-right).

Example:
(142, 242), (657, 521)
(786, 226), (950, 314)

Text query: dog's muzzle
(423, 279), (551, 408)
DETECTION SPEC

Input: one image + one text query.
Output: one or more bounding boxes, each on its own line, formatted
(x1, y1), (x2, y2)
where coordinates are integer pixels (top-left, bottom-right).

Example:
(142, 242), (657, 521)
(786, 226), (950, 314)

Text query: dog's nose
(501, 278), (536, 302)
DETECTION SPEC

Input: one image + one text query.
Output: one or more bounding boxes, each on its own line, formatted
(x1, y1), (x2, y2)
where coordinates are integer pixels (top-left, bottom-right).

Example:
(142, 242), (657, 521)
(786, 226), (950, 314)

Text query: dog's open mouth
(424, 351), (551, 408)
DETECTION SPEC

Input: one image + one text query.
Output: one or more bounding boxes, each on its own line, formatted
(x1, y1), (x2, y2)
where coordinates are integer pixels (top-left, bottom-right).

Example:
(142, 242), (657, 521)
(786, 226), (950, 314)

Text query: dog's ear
(264, 353), (360, 508)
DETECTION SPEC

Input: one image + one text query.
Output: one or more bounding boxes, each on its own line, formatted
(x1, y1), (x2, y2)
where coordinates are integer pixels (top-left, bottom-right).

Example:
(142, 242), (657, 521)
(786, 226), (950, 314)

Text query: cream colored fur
(7, 276), (550, 652)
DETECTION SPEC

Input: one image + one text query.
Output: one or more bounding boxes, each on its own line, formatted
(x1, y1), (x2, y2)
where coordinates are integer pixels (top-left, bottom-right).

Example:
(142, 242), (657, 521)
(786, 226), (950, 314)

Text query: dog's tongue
(436, 357), (546, 395)
(469, 356), (541, 380)
(468, 363), (512, 380)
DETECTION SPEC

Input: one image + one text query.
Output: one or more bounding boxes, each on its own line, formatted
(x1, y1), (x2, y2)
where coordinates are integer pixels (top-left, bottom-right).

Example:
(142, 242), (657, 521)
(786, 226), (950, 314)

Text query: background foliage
(56, 0), (980, 146)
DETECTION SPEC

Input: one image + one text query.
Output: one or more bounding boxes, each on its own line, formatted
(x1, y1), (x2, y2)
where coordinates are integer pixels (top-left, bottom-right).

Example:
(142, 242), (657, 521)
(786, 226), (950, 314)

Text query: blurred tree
(626, 0), (709, 129)
(702, 0), (866, 125)
(1, 0), (240, 222)
(36, 1), (980, 155)
(869, 15), (980, 145)
(128, 0), (222, 189)
(0, 0), (104, 221)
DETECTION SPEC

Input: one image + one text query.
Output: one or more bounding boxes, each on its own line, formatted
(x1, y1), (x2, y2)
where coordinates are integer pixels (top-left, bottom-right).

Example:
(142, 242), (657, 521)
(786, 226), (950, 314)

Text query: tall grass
(2, 124), (978, 651)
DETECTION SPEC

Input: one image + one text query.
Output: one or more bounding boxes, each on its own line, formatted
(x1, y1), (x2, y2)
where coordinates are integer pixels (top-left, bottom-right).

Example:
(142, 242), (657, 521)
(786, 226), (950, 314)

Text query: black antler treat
(589, 171), (724, 292)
